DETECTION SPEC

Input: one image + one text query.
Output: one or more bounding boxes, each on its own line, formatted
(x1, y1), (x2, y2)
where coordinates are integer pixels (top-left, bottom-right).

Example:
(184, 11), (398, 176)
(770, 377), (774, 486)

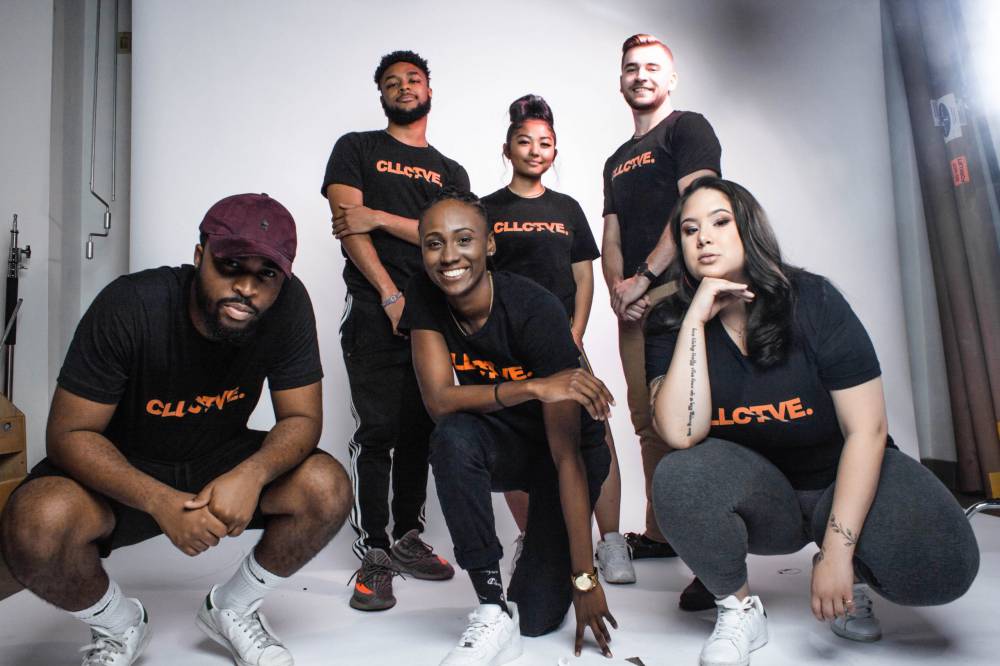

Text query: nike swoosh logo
(92, 598), (113, 616)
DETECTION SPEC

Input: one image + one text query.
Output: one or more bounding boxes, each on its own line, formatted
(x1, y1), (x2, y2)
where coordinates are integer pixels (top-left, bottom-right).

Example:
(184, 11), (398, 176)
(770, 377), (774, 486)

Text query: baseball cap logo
(260, 219), (269, 231)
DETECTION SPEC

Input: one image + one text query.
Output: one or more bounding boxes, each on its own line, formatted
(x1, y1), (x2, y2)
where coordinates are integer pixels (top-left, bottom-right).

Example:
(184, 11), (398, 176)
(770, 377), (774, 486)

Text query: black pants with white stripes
(341, 295), (434, 558)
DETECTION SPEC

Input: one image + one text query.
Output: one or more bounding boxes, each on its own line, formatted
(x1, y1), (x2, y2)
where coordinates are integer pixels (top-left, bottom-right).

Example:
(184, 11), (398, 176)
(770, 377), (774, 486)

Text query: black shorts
(19, 430), (325, 557)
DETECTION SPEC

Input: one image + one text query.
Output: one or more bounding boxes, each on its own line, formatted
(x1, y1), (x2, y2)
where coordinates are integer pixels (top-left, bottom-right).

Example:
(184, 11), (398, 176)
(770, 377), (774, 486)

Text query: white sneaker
(79, 599), (151, 666)
(440, 602), (522, 666)
(196, 585), (293, 666)
(508, 533), (525, 576)
(700, 595), (768, 666)
(831, 584), (882, 642)
(596, 532), (636, 584)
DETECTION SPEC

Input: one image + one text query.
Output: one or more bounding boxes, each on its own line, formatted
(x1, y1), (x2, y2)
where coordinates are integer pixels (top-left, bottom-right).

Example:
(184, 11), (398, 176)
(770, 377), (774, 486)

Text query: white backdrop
(130, 0), (918, 566)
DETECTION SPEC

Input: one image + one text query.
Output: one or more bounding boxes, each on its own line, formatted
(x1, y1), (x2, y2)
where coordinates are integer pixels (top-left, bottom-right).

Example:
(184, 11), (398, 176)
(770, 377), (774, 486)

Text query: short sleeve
(807, 278), (882, 391)
(266, 278), (324, 391)
(57, 278), (140, 404)
(449, 163), (471, 191)
(320, 133), (364, 196)
(601, 157), (617, 217)
(645, 327), (679, 386)
(513, 287), (579, 378)
(671, 113), (722, 181)
(399, 272), (445, 334)
(568, 199), (601, 263)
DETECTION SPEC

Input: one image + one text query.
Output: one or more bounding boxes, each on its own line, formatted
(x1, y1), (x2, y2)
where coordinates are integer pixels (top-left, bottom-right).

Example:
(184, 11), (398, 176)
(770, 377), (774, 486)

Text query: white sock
(214, 550), (286, 614)
(70, 579), (140, 636)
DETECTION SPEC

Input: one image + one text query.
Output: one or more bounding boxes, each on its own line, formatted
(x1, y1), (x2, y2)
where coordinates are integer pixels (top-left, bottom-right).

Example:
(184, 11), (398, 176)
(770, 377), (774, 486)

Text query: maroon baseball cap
(199, 193), (297, 277)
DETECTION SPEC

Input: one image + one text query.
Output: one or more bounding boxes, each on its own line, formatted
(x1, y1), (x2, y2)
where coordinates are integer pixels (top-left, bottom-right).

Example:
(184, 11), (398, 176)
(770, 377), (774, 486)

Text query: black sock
(468, 565), (509, 615)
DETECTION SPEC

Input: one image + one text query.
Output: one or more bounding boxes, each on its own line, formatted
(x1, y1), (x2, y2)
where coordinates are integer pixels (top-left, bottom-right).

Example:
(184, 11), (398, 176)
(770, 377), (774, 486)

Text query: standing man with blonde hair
(601, 33), (722, 610)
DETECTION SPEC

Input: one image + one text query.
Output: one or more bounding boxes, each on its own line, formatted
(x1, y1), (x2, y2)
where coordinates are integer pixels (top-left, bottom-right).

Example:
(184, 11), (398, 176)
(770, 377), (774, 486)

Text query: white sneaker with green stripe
(196, 585), (292, 666)
(79, 598), (150, 666)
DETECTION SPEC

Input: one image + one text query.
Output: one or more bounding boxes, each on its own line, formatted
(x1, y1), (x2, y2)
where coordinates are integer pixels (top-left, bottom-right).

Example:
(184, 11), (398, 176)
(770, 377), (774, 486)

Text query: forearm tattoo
(687, 328), (697, 436)
(829, 513), (858, 547)
(649, 375), (665, 421)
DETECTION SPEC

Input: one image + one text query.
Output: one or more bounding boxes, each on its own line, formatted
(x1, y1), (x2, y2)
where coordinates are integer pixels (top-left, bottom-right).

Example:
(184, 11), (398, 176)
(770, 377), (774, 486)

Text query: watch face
(574, 573), (595, 591)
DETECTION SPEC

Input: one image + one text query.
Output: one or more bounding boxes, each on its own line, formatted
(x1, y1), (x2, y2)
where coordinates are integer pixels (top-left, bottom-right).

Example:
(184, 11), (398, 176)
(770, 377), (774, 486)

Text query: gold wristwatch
(571, 570), (599, 592)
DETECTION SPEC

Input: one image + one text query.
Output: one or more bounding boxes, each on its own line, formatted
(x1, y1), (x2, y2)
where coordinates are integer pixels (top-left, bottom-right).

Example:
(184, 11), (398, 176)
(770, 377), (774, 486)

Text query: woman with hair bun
(482, 95), (635, 585)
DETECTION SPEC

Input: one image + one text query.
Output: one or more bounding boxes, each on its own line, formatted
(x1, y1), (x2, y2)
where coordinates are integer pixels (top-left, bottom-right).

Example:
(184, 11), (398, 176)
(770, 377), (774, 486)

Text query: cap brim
(208, 236), (293, 277)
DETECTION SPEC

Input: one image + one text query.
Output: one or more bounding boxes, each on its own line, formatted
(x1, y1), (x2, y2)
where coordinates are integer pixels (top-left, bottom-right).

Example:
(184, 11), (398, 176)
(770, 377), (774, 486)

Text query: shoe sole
(699, 631), (768, 666)
(349, 594), (397, 611)
(196, 614), (257, 666)
(831, 622), (882, 642)
(390, 556), (455, 581)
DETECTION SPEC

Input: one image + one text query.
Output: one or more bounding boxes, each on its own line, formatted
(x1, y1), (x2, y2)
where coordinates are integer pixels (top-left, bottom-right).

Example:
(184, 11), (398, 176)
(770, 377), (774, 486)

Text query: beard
(193, 268), (261, 344)
(381, 96), (432, 125)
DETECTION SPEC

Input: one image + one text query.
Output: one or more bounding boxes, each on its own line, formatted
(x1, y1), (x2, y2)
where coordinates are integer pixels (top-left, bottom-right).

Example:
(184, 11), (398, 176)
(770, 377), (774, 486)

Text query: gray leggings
(652, 439), (979, 605)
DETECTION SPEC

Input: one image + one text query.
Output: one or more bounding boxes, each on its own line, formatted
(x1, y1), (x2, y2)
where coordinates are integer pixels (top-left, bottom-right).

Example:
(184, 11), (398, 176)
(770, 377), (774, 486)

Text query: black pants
(429, 412), (610, 637)
(341, 295), (434, 558)
(653, 439), (980, 605)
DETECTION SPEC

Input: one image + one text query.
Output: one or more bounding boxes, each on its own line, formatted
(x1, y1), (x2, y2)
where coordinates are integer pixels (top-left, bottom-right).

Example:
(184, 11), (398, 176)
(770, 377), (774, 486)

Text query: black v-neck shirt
(401, 271), (604, 447)
(644, 271), (889, 489)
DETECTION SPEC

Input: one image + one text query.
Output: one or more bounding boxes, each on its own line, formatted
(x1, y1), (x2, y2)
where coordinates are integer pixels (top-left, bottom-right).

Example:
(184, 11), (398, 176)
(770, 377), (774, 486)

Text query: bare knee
(1, 478), (111, 570)
(275, 454), (352, 527)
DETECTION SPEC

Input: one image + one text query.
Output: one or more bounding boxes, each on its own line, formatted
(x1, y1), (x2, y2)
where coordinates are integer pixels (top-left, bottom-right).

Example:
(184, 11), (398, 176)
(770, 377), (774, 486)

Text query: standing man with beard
(0, 193), (353, 666)
(601, 34), (721, 610)
(322, 50), (469, 611)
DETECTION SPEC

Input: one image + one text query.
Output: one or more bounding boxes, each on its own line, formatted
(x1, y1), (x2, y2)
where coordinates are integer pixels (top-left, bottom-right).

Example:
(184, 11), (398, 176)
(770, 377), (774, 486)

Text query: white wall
(130, 0), (920, 564)
(0, 0), (54, 464)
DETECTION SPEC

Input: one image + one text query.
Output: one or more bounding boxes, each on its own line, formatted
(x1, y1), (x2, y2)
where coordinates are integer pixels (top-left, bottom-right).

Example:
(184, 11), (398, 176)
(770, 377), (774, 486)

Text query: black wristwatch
(635, 262), (659, 282)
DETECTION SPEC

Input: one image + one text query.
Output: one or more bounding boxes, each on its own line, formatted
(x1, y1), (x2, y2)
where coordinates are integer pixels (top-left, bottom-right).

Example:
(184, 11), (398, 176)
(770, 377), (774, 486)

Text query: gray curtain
(884, 0), (1000, 494)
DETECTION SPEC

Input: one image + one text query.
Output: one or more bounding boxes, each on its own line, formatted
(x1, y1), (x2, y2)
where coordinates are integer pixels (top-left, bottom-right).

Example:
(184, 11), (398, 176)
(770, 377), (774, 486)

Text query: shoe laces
(600, 540), (631, 568)
(712, 597), (755, 643)
(349, 559), (404, 593)
(80, 628), (125, 665)
(226, 600), (282, 651)
(457, 609), (504, 648)
(847, 586), (874, 619)
(397, 534), (433, 559)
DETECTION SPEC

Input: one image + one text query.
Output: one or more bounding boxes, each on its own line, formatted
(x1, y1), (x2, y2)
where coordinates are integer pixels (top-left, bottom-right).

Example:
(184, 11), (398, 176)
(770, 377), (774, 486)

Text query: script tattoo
(649, 375), (665, 422)
(687, 328), (697, 436)
(829, 513), (858, 547)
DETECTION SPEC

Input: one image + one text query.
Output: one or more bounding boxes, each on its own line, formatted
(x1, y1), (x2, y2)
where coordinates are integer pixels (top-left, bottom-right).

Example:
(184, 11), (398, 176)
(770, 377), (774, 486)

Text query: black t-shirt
(644, 272), (888, 489)
(482, 187), (600, 316)
(399, 271), (604, 446)
(57, 266), (323, 463)
(602, 111), (721, 282)
(321, 130), (470, 301)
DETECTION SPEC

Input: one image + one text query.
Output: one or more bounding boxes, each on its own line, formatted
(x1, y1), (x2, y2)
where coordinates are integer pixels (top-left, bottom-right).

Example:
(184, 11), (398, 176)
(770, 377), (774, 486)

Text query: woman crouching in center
(399, 187), (617, 666)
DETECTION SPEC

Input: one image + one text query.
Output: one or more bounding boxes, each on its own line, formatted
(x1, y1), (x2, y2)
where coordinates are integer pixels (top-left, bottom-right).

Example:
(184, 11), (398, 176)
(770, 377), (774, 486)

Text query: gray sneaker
(596, 532), (636, 584)
(831, 584), (882, 642)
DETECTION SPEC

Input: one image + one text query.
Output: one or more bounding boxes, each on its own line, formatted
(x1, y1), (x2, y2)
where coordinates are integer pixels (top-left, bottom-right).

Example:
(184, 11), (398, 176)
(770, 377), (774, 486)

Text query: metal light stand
(3, 214), (30, 401)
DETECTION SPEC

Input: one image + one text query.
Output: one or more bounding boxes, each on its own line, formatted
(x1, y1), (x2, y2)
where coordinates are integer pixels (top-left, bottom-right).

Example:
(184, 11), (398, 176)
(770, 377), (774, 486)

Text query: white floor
(0, 516), (996, 666)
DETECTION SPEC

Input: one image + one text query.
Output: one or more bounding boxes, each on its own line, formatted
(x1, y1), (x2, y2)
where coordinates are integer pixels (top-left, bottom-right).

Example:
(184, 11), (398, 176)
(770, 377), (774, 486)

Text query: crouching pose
(0, 194), (352, 666)
(645, 177), (979, 666)
(399, 188), (618, 665)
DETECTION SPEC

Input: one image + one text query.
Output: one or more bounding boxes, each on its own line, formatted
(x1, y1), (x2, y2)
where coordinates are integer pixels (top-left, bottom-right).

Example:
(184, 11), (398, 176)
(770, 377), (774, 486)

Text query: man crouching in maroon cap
(0, 193), (352, 666)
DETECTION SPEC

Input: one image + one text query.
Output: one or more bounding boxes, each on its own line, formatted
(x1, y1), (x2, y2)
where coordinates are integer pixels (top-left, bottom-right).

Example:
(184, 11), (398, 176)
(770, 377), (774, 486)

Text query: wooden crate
(0, 395), (25, 512)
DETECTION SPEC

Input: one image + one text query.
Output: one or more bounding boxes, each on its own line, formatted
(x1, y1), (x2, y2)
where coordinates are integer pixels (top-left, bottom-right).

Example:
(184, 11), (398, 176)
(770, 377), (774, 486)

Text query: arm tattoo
(648, 375), (665, 421)
(687, 328), (697, 436)
(829, 513), (858, 547)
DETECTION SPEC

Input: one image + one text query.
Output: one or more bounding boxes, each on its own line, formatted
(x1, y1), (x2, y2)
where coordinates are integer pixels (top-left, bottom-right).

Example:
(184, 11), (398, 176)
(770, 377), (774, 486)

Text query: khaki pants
(617, 282), (676, 542)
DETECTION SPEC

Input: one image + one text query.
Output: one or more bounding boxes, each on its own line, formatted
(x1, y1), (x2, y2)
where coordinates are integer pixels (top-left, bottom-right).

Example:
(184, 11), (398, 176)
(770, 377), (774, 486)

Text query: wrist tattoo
(829, 513), (858, 547)
(687, 328), (697, 436)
